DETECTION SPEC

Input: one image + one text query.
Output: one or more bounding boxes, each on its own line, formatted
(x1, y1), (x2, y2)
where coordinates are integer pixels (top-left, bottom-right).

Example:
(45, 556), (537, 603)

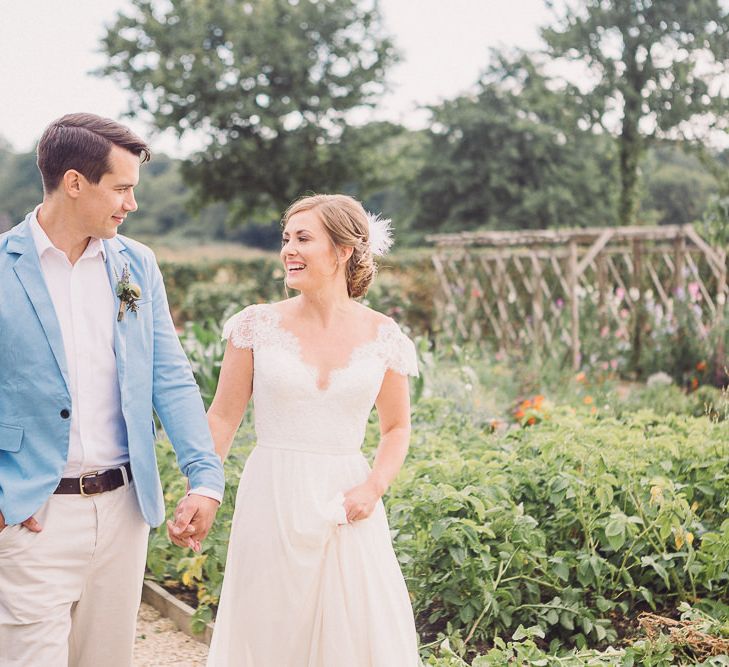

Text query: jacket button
(60, 409), (71, 419)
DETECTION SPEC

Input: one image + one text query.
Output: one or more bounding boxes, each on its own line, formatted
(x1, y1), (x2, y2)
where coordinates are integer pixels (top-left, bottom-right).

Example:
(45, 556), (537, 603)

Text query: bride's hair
(282, 194), (376, 298)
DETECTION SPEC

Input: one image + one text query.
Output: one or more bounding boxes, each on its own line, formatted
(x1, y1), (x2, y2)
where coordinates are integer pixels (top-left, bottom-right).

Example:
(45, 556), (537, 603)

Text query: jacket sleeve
(148, 257), (225, 495)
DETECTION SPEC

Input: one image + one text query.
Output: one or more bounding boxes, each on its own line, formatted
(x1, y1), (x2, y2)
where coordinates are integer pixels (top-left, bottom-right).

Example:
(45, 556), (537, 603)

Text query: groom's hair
(37, 113), (151, 193)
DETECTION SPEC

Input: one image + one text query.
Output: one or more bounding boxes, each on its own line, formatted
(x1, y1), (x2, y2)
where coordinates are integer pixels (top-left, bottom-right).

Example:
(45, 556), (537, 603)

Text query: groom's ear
(62, 170), (83, 199)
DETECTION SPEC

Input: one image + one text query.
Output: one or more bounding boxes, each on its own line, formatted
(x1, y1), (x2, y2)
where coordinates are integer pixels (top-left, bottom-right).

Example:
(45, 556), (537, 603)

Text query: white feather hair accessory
(365, 212), (394, 256)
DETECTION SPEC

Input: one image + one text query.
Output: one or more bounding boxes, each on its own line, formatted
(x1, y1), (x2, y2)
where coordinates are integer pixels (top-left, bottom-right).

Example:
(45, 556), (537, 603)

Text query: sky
(0, 0), (551, 156)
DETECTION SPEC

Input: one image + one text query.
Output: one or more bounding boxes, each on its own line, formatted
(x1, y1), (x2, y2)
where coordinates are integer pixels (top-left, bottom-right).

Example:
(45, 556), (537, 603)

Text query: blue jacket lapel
(8, 220), (71, 392)
(103, 237), (130, 394)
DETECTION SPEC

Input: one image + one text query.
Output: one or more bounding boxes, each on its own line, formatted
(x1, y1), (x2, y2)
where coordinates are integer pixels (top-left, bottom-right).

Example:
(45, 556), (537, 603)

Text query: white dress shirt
(31, 210), (127, 477)
(30, 208), (221, 503)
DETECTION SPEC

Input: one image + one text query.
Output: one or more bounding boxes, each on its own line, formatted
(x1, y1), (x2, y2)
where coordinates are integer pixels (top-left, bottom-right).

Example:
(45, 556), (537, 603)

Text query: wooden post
(630, 240), (644, 374)
(673, 233), (686, 297)
(715, 248), (727, 386)
(597, 254), (608, 334)
(714, 248), (727, 326)
(495, 255), (509, 352)
(531, 253), (543, 356)
(569, 241), (580, 370)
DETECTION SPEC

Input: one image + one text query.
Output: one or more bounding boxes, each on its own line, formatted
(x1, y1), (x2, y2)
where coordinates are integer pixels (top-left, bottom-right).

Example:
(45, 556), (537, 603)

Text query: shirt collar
(29, 205), (107, 262)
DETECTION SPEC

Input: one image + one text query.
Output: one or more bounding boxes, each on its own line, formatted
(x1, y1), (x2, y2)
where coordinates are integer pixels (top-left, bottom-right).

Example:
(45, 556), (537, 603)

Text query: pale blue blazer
(0, 213), (224, 526)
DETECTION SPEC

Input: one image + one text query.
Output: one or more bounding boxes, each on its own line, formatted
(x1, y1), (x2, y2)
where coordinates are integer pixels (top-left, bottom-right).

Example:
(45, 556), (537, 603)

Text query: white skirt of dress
(207, 445), (421, 667)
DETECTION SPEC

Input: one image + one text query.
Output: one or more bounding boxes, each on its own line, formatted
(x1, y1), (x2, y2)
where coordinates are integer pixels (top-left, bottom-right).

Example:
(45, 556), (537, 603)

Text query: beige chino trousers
(0, 482), (149, 667)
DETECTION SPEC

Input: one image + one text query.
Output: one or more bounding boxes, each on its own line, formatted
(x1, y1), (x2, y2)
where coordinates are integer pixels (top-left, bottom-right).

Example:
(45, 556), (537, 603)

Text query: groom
(0, 113), (224, 666)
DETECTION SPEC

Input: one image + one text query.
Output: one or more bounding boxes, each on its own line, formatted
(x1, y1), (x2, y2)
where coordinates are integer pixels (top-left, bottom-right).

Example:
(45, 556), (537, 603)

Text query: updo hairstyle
(282, 194), (376, 299)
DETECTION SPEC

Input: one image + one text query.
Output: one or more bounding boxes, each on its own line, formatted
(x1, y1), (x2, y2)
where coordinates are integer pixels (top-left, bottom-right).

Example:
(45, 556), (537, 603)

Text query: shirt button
(60, 409), (71, 419)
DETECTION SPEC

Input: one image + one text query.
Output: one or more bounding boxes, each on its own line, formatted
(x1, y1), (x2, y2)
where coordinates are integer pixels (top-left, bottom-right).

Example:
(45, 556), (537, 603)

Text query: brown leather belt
(54, 463), (132, 496)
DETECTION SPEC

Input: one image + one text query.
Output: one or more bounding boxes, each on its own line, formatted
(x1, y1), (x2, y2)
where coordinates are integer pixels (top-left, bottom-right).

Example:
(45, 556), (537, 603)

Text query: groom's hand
(0, 511), (42, 533)
(167, 495), (219, 552)
(21, 516), (43, 532)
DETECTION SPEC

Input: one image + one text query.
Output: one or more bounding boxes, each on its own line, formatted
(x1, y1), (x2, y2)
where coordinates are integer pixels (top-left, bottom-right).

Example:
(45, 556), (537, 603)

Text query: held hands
(343, 478), (385, 523)
(167, 494), (219, 553)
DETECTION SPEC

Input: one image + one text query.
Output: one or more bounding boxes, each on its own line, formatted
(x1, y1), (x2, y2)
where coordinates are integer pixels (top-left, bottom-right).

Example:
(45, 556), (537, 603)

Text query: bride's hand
(343, 480), (382, 522)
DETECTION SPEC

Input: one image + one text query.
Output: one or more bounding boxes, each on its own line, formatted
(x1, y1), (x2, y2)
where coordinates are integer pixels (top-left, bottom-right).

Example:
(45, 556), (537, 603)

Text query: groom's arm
(147, 256), (224, 543)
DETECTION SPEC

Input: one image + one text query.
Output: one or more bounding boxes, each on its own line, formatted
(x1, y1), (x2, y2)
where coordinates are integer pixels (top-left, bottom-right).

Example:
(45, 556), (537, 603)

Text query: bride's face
(281, 210), (340, 291)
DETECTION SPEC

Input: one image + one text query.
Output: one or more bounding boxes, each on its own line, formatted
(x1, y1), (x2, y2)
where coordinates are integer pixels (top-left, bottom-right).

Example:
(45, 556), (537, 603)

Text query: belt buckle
(79, 470), (103, 497)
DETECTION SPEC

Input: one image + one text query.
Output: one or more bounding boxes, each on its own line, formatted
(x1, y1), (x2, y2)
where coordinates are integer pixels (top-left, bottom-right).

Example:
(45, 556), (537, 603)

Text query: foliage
(158, 256), (286, 323)
(0, 148), (42, 230)
(543, 0), (729, 226)
(636, 292), (729, 388)
(640, 145), (718, 226)
(99, 0), (398, 221)
(178, 320), (229, 408)
(391, 400), (729, 660)
(343, 122), (430, 237)
(410, 52), (619, 233)
(534, 279), (729, 389)
(158, 252), (438, 335)
(700, 194), (729, 249)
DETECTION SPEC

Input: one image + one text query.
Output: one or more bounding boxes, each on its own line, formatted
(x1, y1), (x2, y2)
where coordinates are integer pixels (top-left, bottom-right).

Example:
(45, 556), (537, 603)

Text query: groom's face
(74, 145), (140, 240)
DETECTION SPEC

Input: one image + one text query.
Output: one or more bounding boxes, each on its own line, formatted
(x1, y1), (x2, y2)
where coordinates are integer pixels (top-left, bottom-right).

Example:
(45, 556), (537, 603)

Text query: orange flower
(533, 395), (545, 408)
(696, 361), (707, 372)
(526, 416), (537, 426)
(583, 396), (594, 405)
(575, 372), (586, 383)
(590, 406), (597, 415)
(521, 399), (533, 409)
(514, 409), (525, 420)
(691, 377), (699, 390)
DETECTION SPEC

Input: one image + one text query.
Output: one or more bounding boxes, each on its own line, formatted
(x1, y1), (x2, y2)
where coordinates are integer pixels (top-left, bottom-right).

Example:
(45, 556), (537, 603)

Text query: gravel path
(134, 602), (209, 666)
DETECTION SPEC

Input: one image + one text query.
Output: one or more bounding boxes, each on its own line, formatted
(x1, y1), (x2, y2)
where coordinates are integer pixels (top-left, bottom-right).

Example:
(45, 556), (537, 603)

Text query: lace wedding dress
(206, 304), (421, 666)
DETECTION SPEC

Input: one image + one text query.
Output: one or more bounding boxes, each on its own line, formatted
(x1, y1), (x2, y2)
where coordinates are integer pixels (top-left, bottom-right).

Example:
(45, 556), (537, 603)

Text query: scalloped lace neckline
(263, 306), (391, 392)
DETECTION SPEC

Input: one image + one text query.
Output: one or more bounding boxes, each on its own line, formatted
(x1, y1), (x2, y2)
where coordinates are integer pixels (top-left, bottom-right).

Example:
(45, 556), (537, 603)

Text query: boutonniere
(115, 265), (142, 322)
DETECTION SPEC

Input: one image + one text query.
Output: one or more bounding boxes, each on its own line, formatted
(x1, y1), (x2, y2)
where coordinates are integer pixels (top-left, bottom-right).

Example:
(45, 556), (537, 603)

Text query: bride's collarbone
(278, 323), (385, 381)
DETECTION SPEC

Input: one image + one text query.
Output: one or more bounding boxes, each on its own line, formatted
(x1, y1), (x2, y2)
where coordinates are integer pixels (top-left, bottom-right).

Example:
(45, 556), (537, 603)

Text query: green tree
(640, 144), (716, 225)
(99, 0), (397, 222)
(543, 0), (729, 226)
(0, 148), (43, 228)
(334, 121), (428, 237)
(409, 53), (618, 233)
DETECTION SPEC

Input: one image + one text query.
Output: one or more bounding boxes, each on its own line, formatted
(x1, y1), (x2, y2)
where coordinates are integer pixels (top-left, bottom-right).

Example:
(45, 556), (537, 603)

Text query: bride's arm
(207, 341), (254, 462)
(343, 369), (412, 522)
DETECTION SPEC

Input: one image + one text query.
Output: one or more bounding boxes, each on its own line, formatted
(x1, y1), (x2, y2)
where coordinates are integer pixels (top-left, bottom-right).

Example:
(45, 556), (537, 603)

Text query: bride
(199, 194), (421, 666)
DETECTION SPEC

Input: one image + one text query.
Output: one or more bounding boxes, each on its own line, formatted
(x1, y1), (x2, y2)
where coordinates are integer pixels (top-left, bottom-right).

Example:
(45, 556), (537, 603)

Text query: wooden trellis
(427, 225), (728, 369)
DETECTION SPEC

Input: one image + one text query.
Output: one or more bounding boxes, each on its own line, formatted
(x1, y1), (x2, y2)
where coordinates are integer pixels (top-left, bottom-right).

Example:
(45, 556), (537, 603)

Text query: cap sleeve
(381, 320), (419, 377)
(222, 305), (257, 350)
